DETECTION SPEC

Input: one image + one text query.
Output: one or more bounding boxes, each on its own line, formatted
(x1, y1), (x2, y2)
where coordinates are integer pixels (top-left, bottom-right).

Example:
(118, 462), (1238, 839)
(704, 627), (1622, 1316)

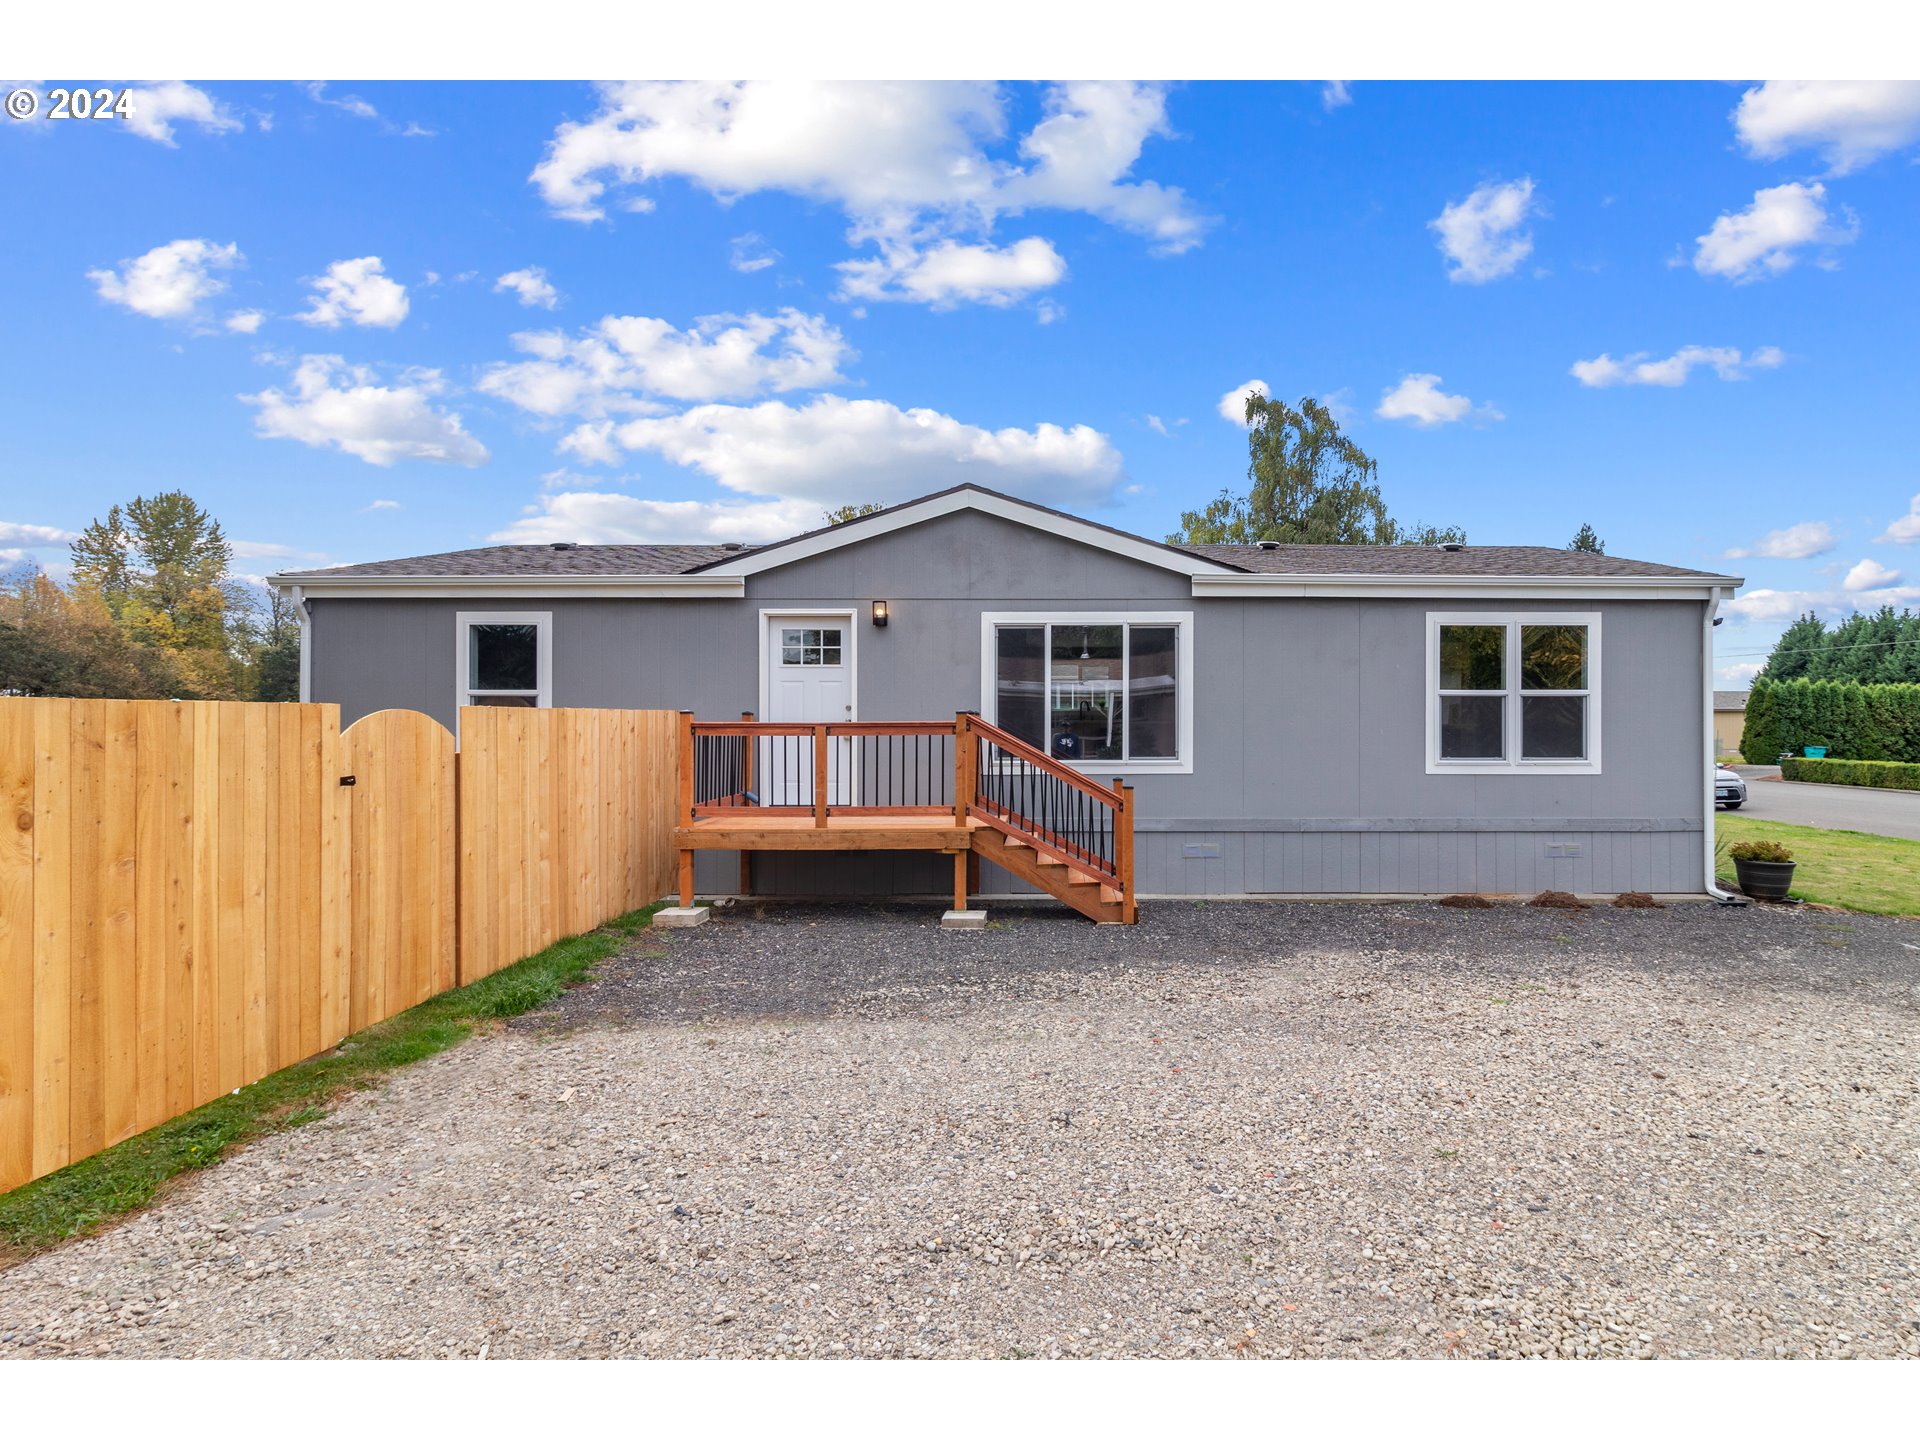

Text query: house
(1713, 690), (1748, 759)
(270, 484), (1743, 904)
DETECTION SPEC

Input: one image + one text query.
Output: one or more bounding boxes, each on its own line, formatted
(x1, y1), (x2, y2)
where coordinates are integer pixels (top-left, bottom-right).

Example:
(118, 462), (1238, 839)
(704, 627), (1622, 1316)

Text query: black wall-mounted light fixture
(871, 600), (890, 628)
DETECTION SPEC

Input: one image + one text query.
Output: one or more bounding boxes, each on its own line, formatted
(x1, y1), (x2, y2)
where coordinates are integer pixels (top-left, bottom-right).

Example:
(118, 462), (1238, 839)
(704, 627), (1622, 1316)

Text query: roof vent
(721, 541), (746, 552)
(1441, 542), (1466, 552)
(1256, 540), (1281, 551)
(549, 541), (578, 552)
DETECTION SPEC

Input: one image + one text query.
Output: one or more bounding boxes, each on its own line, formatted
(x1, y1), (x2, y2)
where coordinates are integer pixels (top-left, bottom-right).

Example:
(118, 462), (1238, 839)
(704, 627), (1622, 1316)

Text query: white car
(1715, 765), (1747, 809)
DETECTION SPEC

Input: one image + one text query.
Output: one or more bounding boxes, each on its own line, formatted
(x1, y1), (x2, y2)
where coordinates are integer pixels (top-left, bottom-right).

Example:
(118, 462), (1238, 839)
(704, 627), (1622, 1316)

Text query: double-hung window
(1426, 613), (1600, 775)
(980, 612), (1192, 773)
(456, 611), (552, 710)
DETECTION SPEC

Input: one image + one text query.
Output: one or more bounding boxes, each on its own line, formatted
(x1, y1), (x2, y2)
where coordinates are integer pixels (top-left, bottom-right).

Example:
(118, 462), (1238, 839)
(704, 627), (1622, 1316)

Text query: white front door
(762, 615), (854, 806)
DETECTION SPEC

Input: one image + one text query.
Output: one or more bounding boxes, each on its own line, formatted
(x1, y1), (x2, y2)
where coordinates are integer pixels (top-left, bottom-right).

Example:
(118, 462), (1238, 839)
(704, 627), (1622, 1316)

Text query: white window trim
(757, 609), (859, 721)
(978, 611), (1194, 776)
(1425, 612), (1602, 776)
(455, 611), (553, 723)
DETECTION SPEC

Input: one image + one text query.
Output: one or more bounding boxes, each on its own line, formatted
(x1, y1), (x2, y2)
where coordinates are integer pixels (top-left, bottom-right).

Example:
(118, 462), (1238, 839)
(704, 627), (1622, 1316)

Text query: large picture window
(456, 611), (552, 711)
(981, 612), (1192, 773)
(1426, 613), (1600, 775)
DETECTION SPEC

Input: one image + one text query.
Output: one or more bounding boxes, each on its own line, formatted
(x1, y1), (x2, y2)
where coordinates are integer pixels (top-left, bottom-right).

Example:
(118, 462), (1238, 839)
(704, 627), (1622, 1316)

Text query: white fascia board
(697, 488), (1239, 580)
(268, 574), (744, 599)
(1190, 573), (1737, 601)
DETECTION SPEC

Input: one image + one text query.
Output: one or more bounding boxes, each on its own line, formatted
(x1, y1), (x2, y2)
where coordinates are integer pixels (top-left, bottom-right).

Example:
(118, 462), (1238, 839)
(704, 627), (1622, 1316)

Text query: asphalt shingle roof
(273, 485), (1737, 583)
(1175, 542), (1736, 580)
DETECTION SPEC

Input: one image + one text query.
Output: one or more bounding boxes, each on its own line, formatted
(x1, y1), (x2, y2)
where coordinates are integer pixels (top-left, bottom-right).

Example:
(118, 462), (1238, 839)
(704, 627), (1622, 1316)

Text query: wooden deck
(675, 812), (975, 852)
(676, 712), (1136, 923)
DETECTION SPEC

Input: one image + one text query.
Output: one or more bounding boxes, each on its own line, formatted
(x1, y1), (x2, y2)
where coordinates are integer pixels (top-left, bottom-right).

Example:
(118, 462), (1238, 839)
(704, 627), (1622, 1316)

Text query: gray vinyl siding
(306, 508), (1711, 898)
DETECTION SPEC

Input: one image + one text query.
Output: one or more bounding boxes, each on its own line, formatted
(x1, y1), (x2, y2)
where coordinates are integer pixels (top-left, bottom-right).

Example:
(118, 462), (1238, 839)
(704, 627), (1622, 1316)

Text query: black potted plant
(1729, 838), (1797, 901)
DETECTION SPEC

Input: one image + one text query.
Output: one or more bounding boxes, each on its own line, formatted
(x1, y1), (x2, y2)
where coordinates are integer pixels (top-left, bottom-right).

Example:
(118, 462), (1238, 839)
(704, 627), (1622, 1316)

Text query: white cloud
(1320, 82), (1352, 112)
(1570, 344), (1785, 388)
(1692, 182), (1856, 283)
(1375, 373), (1501, 428)
(88, 238), (242, 323)
(362, 499), (402, 512)
(477, 309), (852, 418)
(491, 493), (821, 546)
(121, 82), (242, 146)
(303, 81), (435, 138)
(1878, 494), (1920, 545)
(1844, 557), (1903, 591)
(1717, 660), (1764, 685)
(297, 256), (410, 329)
(529, 81), (1209, 301)
(1429, 178), (1538, 284)
(495, 266), (561, 309)
(1034, 298), (1064, 325)
(1722, 588), (1822, 622)
(836, 236), (1066, 308)
(559, 394), (1125, 509)
(242, 354), (489, 467)
(1217, 378), (1269, 425)
(730, 233), (780, 273)
(1727, 521), (1835, 560)
(0, 521), (76, 548)
(1734, 80), (1920, 175)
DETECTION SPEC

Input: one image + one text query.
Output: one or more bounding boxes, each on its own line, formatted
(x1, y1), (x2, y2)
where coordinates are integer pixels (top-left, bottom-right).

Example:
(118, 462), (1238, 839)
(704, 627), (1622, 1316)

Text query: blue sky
(4, 79), (1918, 684)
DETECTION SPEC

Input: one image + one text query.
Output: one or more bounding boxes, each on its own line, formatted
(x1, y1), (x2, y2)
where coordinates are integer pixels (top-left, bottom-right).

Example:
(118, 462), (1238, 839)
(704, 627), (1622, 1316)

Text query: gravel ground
(3, 899), (1917, 1360)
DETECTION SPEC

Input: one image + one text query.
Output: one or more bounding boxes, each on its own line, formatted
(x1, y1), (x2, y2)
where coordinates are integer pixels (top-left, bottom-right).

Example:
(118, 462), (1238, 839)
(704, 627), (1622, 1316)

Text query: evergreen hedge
(1779, 756), (1920, 791)
(1741, 677), (1920, 764)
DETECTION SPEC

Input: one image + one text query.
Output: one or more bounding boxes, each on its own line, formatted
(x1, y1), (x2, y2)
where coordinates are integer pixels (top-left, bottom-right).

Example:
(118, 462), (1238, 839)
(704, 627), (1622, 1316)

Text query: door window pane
(1440, 695), (1504, 759)
(1438, 625), (1505, 690)
(1522, 695), (1586, 758)
(1521, 625), (1588, 690)
(780, 627), (843, 666)
(470, 623), (537, 692)
(1050, 625), (1123, 762)
(994, 626), (1046, 747)
(1128, 626), (1178, 759)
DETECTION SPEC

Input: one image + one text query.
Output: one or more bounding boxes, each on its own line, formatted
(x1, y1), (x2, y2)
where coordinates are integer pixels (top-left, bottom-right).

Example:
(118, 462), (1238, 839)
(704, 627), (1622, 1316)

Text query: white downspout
(1704, 587), (1744, 904)
(293, 585), (312, 704)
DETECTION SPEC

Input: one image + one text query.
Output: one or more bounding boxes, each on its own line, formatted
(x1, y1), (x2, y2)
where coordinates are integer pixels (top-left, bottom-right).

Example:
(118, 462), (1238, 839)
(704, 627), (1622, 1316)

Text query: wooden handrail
(688, 719), (954, 738)
(966, 714), (1125, 806)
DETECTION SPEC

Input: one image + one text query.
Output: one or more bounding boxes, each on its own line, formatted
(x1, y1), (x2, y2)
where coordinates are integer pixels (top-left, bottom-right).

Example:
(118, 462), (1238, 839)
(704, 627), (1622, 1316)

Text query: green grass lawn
(0, 902), (667, 1265)
(1717, 815), (1920, 917)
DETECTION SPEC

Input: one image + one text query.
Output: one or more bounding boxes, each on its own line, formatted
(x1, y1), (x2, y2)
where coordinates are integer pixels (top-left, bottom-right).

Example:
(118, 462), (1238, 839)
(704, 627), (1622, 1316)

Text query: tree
(1567, 523), (1604, 554)
(1168, 393), (1464, 546)
(251, 588), (302, 702)
(68, 490), (247, 698)
(823, 503), (885, 526)
(0, 566), (183, 698)
(1758, 612), (1826, 683)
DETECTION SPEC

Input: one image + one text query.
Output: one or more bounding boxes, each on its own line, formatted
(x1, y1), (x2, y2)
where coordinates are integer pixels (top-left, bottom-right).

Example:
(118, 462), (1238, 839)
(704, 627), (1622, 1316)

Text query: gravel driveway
(3, 899), (1917, 1359)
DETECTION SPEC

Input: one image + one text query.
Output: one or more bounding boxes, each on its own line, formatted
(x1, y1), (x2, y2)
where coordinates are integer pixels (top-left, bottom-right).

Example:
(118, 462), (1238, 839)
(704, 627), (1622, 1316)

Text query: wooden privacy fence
(0, 699), (680, 1193)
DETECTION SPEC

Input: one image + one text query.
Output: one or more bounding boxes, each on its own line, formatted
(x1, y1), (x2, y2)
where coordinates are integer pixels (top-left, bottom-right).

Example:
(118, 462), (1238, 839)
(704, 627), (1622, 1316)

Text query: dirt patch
(1437, 894), (1496, 909)
(1611, 892), (1664, 909)
(1527, 890), (1590, 910)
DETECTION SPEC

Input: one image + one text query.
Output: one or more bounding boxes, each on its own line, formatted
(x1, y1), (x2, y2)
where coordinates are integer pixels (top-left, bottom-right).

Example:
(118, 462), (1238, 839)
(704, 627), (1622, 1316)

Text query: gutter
(1703, 587), (1746, 906)
(1189, 573), (1733, 601)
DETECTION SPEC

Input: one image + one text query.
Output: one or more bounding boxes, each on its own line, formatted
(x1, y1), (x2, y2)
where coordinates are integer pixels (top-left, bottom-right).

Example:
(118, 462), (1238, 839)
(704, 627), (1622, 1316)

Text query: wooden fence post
(678, 711), (696, 907)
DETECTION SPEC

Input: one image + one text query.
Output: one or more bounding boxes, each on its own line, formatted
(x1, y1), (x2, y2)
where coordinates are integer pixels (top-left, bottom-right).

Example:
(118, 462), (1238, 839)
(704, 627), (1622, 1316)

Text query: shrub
(1781, 756), (1920, 791)
(1729, 839), (1794, 864)
(1741, 677), (1920, 764)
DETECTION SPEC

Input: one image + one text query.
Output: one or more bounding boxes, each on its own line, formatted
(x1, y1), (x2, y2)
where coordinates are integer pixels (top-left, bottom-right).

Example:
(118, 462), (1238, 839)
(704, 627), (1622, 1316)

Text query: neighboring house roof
(271, 484), (1742, 596)
(1713, 690), (1750, 712)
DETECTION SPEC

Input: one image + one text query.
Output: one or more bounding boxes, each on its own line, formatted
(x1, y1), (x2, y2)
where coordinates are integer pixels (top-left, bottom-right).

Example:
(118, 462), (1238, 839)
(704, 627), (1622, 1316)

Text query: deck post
(953, 711), (973, 827)
(1113, 778), (1136, 924)
(739, 711), (754, 896)
(813, 723), (829, 828)
(952, 850), (969, 912)
(678, 710), (697, 907)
